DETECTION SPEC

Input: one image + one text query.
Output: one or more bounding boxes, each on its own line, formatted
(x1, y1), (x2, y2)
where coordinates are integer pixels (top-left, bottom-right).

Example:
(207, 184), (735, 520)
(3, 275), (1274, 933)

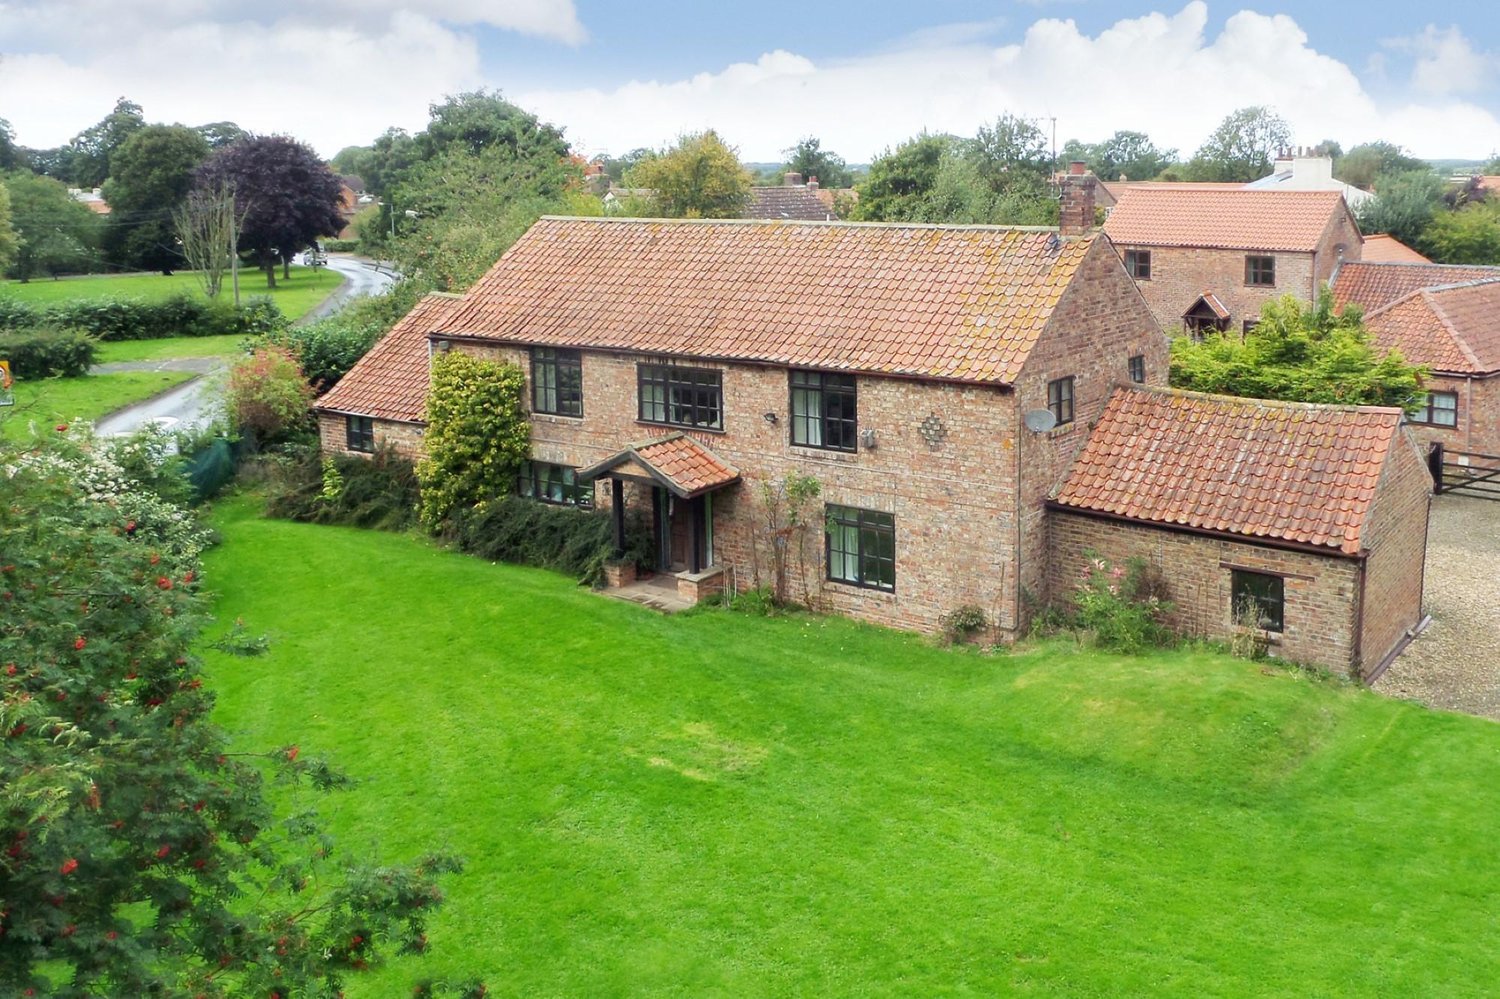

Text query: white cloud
(1384, 24), (1494, 96)
(519, 2), (1500, 162)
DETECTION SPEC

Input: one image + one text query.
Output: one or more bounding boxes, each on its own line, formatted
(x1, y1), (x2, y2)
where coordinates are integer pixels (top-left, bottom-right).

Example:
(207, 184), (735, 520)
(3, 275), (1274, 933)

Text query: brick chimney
(1059, 172), (1097, 236)
(1068, 160), (1087, 176)
(807, 176), (819, 190)
(784, 171), (803, 187)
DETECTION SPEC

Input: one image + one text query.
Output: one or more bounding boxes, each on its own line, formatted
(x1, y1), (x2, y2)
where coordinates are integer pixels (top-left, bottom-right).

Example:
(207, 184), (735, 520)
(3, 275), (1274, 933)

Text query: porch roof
(579, 434), (740, 499)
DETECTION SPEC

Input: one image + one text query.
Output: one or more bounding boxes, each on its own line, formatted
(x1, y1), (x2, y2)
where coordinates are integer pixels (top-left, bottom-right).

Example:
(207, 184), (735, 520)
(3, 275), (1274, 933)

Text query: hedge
(0, 295), (286, 341)
(0, 327), (97, 378)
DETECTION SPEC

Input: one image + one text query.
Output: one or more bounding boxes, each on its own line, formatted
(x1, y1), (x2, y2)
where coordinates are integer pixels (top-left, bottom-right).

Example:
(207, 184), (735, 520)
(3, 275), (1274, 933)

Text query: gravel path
(1376, 494), (1500, 720)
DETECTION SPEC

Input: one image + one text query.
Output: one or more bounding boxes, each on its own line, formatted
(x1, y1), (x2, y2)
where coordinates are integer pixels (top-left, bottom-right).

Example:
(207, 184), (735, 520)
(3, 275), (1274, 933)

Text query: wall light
(763, 411), (778, 424)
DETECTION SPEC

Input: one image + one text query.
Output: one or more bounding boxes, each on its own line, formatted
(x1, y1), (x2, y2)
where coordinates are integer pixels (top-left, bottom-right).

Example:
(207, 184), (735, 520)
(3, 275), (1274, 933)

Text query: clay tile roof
(1364, 279), (1500, 375)
(439, 217), (1096, 386)
(1102, 188), (1347, 252)
(313, 292), (465, 422)
(1359, 234), (1429, 263)
(1199, 292), (1230, 320)
(1052, 387), (1404, 556)
(579, 434), (740, 498)
(746, 186), (832, 220)
(1330, 260), (1500, 311)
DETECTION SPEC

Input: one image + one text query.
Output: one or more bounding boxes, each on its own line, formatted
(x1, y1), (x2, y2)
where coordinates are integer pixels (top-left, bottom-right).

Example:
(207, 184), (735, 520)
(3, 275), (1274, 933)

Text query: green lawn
(0, 266), (343, 322)
(202, 500), (1500, 998)
(1, 370), (195, 441)
(94, 333), (248, 365)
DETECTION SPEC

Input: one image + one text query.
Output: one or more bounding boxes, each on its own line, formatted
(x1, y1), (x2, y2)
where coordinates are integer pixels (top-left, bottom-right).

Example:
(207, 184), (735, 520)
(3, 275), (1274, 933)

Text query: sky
(1, 0), (1497, 165)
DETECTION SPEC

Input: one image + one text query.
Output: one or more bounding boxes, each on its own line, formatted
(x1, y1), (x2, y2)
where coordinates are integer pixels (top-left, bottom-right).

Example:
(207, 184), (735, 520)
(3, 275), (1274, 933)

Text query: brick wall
(1402, 373), (1500, 457)
(1047, 512), (1361, 674)
(317, 413), (425, 459)
(1012, 238), (1170, 625)
(1357, 429), (1432, 675)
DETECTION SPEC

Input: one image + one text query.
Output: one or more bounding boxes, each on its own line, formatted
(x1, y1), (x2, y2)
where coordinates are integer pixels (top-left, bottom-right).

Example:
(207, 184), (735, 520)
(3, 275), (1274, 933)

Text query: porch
(580, 434), (741, 607)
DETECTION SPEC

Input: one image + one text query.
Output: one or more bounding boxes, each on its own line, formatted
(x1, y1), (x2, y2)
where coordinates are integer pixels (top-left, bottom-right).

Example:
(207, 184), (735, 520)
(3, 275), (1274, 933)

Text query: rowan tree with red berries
(0, 429), (483, 996)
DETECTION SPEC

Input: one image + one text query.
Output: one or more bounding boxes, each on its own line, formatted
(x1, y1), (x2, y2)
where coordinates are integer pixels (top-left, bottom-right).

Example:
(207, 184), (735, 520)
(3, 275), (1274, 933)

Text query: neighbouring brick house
(1049, 387), (1431, 678)
(1103, 188), (1362, 334)
(316, 208), (1431, 675)
(1332, 261), (1500, 456)
(745, 174), (834, 221)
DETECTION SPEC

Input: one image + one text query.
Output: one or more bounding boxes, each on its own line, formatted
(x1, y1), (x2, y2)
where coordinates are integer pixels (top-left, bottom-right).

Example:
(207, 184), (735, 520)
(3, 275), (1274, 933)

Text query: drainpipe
(1352, 554), (1367, 682)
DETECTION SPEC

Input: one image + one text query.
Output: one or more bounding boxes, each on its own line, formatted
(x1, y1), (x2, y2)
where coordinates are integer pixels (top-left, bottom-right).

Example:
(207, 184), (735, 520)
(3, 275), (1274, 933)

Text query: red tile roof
(579, 434), (740, 498)
(1364, 279), (1500, 375)
(1330, 260), (1500, 311)
(313, 292), (464, 422)
(1053, 387), (1405, 555)
(1359, 234), (1429, 264)
(1102, 188), (1348, 252)
(438, 217), (1097, 386)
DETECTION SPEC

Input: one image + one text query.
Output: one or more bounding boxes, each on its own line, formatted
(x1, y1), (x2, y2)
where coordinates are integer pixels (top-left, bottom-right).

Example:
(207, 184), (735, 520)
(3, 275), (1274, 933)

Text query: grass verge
(0, 266), (343, 322)
(201, 497), (1500, 998)
(94, 334), (248, 365)
(1, 371), (195, 441)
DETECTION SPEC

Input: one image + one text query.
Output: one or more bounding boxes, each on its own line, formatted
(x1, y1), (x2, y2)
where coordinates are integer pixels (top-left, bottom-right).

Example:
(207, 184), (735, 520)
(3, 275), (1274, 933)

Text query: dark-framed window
(1231, 570), (1284, 633)
(517, 461), (593, 508)
(790, 370), (857, 451)
(1124, 249), (1152, 280)
(1047, 376), (1075, 426)
(826, 505), (895, 592)
(531, 347), (583, 417)
(345, 415), (374, 453)
(1245, 255), (1276, 287)
(1413, 391), (1458, 428)
(1128, 354), (1146, 384)
(638, 363), (723, 430)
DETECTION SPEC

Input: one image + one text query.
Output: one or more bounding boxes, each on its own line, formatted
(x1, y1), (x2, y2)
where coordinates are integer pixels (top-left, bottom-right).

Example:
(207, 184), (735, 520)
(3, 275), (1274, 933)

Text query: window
(516, 461), (593, 508)
(531, 347), (583, 417)
(638, 363), (723, 430)
(826, 505), (895, 592)
(346, 415), (374, 453)
(1413, 391), (1458, 428)
(1245, 255), (1275, 287)
(1231, 570), (1284, 633)
(1124, 249), (1152, 280)
(1128, 354), (1146, 384)
(1047, 376), (1075, 426)
(790, 370), (857, 451)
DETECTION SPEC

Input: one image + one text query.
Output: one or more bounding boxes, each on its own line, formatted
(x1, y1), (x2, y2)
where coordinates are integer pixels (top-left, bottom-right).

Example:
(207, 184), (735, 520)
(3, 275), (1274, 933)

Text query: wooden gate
(1428, 443), (1500, 500)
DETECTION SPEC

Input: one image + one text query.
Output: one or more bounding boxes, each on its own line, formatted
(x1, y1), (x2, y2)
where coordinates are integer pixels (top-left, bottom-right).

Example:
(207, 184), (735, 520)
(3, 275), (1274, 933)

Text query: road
(95, 254), (397, 437)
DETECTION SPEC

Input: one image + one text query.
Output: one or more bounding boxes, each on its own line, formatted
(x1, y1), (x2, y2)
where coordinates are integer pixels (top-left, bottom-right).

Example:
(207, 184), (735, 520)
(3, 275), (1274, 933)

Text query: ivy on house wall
(417, 350), (530, 529)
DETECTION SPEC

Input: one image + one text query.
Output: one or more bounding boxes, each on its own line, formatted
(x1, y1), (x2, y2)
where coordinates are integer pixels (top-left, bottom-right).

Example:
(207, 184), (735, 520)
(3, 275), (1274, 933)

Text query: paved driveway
(1376, 493), (1500, 720)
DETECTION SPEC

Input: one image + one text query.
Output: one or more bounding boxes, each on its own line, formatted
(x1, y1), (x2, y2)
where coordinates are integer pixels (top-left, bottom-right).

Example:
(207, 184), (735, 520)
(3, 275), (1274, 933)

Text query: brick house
(1332, 261), (1500, 456)
(1049, 387), (1431, 678)
(316, 206), (1430, 675)
(1103, 188), (1362, 333)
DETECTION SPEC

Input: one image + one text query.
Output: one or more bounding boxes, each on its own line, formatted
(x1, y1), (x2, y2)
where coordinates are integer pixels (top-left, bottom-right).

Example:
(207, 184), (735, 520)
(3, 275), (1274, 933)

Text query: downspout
(1014, 397), (1024, 635)
(1352, 553), (1367, 682)
(1467, 377), (1475, 452)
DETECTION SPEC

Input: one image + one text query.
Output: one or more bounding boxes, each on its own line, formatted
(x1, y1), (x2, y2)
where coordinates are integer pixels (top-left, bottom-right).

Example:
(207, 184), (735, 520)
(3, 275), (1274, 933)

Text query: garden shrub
(0, 326), (96, 378)
(0, 295), (287, 341)
(254, 314), (386, 390)
(1070, 552), (1175, 654)
(265, 444), (422, 532)
(940, 603), (988, 644)
(417, 351), (530, 529)
(224, 346), (316, 449)
(449, 497), (615, 584)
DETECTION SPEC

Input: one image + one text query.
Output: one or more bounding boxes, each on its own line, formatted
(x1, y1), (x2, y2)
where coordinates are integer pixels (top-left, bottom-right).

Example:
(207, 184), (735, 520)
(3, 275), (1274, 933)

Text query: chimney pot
(1058, 174), (1097, 237)
(807, 176), (819, 190)
(784, 171), (803, 187)
(1068, 160), (1087, 176)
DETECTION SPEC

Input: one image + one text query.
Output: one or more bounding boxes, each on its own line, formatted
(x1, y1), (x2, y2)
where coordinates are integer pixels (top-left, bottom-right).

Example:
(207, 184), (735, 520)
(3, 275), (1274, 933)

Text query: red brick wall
(1357, 429), (1432, 676)
(316, 413), (425, 459)
(1047, 512), (1361, 674)
(1012, 238), (1170, 624)
(1117, 245), (1317, 331)
(1402, 373), (1500, 457)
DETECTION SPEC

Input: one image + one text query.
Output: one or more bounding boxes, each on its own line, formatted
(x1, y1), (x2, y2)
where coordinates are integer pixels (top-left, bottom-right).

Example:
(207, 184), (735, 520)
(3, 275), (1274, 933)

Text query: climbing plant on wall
(417, 350), (530, 529)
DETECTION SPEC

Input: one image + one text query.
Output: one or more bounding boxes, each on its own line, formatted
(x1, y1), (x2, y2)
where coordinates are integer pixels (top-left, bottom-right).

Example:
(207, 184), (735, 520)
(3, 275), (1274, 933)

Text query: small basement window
(1231, 569), (1284, 633)
(346, 415), (374, 453)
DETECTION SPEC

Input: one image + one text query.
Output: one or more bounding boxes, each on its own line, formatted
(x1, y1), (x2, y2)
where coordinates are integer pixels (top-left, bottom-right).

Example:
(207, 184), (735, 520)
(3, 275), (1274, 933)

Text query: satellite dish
(1023, 409), (1058, 433)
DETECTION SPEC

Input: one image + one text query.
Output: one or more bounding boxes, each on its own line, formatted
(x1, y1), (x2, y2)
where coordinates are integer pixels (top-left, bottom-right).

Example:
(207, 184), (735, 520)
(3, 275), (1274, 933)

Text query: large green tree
(65, 97), (147, 188)
(101, 124), (212, 272)
(1169, 291), (1424, 410)
(782, 137), (853, 189)
(193, 135), (346, 288)
(1336, 141), (1428, 191)
(0, 179), (17, 272)
(0, 428), (480, 997)
(1419, 201), (1500, 264)
(624, 130), (751, 219)
(1356, 169), (1445, 248)
(0, 118), (23, 172)
(2, 169), (103, 280)
(1184, 106), (1292, 182)
(853, 133), (954, 221)
(1063, 130), (1177, 181)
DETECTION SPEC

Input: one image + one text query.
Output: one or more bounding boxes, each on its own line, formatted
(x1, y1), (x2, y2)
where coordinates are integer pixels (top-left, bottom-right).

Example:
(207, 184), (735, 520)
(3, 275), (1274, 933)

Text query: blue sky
(2, 1), (1496, 163)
